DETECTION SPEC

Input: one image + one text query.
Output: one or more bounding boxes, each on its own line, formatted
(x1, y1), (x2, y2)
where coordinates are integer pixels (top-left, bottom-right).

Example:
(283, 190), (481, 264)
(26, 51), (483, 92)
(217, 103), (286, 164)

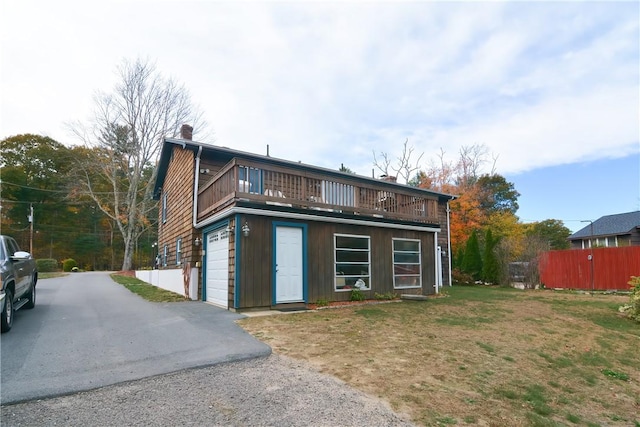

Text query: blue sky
(1, 1), (638, 233)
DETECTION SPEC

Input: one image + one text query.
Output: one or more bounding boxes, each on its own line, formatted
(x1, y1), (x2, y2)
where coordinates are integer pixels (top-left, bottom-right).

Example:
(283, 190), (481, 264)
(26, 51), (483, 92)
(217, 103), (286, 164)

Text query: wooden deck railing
(197, 158), (440, 224)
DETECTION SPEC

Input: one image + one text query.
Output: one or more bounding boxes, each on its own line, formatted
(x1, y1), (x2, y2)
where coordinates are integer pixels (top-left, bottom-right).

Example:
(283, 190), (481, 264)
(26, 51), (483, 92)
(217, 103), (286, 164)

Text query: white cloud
(1, 1), (638, 179)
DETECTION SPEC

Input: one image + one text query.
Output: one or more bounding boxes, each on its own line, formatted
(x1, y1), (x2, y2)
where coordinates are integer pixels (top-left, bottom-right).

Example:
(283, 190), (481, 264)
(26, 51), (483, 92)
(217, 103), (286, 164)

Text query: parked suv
(1, 235), (37, 333)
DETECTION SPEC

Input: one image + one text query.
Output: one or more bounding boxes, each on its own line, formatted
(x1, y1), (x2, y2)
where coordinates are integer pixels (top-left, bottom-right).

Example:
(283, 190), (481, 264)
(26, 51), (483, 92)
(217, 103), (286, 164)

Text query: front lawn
(239, 286), (639, 426)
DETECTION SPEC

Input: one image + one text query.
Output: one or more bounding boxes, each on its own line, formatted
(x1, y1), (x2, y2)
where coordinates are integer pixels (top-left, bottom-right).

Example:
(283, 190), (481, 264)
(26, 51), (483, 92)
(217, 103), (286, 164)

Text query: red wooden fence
(539, 246), (640, 291)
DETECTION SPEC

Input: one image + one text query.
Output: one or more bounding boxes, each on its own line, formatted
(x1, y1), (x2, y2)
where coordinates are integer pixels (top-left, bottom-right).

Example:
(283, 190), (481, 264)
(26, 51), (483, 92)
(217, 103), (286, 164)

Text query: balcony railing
(197, 158), (439, 224)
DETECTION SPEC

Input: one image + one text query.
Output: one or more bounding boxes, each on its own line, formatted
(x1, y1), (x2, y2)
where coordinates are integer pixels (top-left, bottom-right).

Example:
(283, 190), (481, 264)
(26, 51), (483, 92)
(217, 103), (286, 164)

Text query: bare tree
(373, 138), (423, 184)
(456, 144), (489, 189)
(69, 58), (206, 270)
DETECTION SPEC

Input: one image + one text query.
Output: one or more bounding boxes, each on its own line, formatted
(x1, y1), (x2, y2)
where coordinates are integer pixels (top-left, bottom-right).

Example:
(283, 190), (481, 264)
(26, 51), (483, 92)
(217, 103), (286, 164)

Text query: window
(176, 238), (182, 265)
(393, 238), (421, 289)
(334, 234), (370, 291)
(163, 244), (168, 267)
(238, 165), (262, 194)
(162, 192), (168, 223)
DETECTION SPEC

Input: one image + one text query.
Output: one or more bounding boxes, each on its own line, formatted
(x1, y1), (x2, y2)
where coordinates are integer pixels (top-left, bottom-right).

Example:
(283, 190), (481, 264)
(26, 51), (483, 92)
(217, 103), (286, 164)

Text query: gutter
(193, 146), (203, 227)
(195, 206), (442, 233)
(446, 199), (453, 287)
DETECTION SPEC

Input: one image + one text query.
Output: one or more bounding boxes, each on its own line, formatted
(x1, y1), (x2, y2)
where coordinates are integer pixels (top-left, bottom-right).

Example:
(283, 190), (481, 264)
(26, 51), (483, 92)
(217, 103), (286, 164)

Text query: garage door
(206, 227), (229, 308)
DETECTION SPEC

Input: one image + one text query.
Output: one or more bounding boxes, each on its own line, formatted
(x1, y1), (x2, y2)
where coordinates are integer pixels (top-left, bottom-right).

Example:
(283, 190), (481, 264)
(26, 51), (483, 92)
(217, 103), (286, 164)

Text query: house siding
(154, 138), (455, 308)
(157, 146), (202, 294)
(234, 214), (438, 309)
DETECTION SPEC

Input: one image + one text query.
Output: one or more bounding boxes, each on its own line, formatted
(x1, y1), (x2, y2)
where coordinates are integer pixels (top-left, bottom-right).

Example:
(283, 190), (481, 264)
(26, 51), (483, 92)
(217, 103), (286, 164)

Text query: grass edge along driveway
(239, 286), (640, 427)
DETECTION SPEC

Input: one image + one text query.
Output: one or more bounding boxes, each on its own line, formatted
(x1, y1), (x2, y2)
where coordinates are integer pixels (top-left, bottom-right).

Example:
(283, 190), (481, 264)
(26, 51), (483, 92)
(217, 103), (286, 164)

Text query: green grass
(476, 341), (495, 354)
(39, 272), (68, 279)
(240, 285), (640, 427)
(110, 273), (188, 302)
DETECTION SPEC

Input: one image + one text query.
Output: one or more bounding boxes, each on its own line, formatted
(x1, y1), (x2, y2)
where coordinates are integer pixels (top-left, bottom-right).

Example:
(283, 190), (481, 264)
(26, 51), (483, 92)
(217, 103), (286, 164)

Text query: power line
(1, 180), (148, 196)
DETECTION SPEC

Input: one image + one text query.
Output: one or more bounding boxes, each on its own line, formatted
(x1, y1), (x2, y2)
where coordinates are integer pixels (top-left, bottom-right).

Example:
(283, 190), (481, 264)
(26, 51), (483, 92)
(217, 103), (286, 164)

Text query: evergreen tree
(461, 230), (482, 280)
(482, 229), (501, 284)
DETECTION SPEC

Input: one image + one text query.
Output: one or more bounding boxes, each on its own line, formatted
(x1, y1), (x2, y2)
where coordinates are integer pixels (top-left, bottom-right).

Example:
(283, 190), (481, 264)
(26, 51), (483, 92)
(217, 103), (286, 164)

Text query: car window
(6, 238), (19, 256)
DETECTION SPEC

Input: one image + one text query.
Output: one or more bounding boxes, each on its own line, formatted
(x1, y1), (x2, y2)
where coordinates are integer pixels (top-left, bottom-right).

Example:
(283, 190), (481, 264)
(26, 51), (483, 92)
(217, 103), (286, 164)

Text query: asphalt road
(0, 272), (271, 404)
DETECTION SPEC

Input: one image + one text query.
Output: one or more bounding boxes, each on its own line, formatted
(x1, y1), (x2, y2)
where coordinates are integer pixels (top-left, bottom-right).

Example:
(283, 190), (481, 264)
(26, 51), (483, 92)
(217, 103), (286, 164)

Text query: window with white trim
(162, 192), (168, 223)
(163, 244), (168, 267)
(334, 234), (370, 291)
(393, 238), (421, 289)
(176, 238), (182, 265)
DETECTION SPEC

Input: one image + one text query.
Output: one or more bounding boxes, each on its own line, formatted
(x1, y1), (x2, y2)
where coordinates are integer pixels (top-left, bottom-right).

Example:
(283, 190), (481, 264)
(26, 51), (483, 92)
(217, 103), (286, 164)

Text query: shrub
(36, 258), (58, 272)
(374, 292), (398, 300)
(452, 268), (474, 286)
(62, 258), (78, 272)
(350, 289), (366, 301)
(619, 276), (640, 323)
(315, 298), (329, 307)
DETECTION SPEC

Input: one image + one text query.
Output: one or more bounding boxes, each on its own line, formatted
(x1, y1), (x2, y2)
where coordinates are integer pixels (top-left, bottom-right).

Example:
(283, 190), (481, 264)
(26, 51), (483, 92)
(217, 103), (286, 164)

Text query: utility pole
(29, 203), (34, 254)
(581, 220), (595, 294)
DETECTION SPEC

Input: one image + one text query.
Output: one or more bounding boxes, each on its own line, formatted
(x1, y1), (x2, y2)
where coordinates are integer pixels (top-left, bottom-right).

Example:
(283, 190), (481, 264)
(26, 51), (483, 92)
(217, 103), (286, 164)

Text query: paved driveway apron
(0, 272), (270, 404)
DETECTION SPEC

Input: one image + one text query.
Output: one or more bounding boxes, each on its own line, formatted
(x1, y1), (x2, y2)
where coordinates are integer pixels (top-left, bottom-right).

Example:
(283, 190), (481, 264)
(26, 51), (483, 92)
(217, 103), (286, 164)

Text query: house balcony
(197, 158), (440, 224)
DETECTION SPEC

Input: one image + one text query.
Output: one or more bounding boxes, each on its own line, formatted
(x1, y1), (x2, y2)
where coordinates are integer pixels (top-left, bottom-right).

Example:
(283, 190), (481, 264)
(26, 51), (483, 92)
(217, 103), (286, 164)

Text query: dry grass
(239, 286), (640, 426)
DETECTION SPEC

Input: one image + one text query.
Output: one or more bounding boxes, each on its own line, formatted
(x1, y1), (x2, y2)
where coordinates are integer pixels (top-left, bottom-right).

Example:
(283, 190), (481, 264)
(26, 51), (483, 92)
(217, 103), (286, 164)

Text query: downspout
(193, 146), (203, 227)
(434, 231), (440, 294)
(446, 199), (453, 287)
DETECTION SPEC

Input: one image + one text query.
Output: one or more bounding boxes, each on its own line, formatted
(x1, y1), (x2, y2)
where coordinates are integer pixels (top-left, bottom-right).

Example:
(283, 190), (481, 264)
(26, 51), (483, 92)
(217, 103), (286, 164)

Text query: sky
(1, 1), (638, 233)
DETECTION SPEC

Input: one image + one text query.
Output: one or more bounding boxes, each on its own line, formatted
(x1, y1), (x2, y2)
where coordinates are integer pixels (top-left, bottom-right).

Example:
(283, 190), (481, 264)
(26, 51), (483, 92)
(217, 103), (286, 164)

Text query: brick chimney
(180, 124), (193, 140)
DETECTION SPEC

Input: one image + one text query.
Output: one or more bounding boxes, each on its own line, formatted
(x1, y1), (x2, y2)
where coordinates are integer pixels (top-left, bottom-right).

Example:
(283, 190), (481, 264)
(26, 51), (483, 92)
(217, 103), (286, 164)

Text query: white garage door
(206, 227), (229, 308)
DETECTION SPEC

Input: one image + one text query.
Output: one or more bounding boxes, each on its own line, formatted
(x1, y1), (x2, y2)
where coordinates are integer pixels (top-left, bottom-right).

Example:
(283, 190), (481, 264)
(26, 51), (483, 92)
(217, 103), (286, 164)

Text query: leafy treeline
(0, 134), (156, 270)
(412, 144), (571, 285)
(1, 58), (205, 271)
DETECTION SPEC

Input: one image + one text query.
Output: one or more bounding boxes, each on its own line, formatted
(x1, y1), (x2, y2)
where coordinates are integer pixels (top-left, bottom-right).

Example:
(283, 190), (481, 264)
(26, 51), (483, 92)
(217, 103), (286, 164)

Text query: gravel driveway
(1, 354), (414, 426)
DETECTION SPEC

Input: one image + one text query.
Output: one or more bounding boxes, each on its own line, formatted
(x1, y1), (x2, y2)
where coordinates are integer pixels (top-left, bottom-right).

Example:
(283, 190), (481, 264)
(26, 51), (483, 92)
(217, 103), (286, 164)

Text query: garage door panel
(206, 228), (229, 308)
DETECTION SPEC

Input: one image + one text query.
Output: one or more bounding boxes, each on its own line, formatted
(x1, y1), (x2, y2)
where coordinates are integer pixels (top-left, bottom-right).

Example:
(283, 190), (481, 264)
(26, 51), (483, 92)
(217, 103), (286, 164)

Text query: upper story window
(393, 238), (422, 289)
(334, 234), (370, 291)
(162, 192), (168, 223)
(176, 238), (182, 265)
(238, 166), (262, 194)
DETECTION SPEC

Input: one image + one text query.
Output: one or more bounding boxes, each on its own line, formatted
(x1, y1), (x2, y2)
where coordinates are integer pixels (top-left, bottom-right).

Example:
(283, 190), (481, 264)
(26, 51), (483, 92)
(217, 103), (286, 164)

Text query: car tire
(1, 289), (14, 333)
(25, 279), (36, 309)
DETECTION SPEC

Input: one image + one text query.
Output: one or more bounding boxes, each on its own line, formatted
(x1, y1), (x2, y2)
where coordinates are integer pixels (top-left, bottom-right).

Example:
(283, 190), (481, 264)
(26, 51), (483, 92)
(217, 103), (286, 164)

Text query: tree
(461, 230), (483, 281)
(339, 164), (355, 174)
(0, 134), (77, 256)
(373, 138), (424, 184)
(482, 229), (501, 284)
(525, 219), (571, 250)
(69, 58), (205, 270)
(476, 174), (520, 215)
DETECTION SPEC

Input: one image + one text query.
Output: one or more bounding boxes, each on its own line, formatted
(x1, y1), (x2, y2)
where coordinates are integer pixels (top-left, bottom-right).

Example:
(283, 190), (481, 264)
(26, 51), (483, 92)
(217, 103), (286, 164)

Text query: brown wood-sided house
(152, 125), (455, 311)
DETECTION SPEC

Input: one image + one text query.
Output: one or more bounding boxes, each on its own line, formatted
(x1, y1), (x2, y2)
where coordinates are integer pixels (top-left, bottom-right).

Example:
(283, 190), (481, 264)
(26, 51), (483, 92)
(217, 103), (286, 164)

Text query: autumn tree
(69, 58), (205, 270)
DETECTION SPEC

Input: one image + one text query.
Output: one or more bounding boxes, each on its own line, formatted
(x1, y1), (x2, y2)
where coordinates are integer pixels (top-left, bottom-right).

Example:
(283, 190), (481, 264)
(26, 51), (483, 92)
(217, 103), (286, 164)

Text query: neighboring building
(151, 125), (455, 311)
(568, 211), (640, 249)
